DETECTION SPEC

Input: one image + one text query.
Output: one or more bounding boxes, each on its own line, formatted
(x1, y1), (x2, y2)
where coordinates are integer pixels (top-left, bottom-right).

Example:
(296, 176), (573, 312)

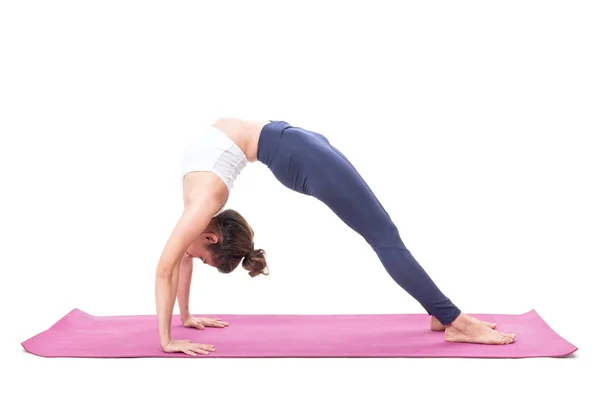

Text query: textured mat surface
(21, 308), (577, 358)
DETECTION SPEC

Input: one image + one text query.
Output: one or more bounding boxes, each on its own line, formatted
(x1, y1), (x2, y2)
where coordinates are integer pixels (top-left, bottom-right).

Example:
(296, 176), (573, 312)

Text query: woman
(155, 118), (516, 356)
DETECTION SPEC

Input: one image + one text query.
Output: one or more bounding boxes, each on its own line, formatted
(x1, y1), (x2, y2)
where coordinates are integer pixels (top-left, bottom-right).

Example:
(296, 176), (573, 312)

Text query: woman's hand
(162, 339), (215, 356)
(183, 315), (229, 330)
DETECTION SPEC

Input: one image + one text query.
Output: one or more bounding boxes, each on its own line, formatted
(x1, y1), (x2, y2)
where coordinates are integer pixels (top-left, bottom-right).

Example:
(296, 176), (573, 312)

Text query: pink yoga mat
(21, 308), (577, 358)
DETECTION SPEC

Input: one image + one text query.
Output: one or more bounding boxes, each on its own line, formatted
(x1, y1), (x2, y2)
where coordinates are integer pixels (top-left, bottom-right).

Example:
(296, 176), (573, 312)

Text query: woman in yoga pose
(155, 118), (516, 355)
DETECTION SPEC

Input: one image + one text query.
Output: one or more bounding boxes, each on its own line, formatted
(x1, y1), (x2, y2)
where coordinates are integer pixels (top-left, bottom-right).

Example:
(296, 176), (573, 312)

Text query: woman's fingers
(183, 349), (197, 356)
(192, 344), (212, 354)
(197, 344), (215, 351)
(193, 321), (205, 330)
(201, 318), (229, 327)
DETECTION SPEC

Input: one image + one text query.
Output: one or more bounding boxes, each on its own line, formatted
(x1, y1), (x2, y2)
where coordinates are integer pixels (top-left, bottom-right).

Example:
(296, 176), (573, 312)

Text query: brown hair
(208, 209), (269, 277)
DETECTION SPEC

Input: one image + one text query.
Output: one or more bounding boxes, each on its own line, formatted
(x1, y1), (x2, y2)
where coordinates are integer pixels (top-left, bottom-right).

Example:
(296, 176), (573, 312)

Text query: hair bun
(242, 248), (269, 278)
(247, 249), (261, 259)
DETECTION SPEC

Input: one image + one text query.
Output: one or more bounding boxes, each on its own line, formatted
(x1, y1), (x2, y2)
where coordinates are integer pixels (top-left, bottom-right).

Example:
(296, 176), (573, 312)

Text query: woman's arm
(177, 251), (193, 323)
(155, 196), (221, 351)
(176, 251), (230, 330)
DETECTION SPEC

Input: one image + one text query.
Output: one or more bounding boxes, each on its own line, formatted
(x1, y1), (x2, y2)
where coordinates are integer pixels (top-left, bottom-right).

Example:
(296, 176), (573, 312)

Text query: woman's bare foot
(430, 315), (497, 331)
(444, 313), (515, 345)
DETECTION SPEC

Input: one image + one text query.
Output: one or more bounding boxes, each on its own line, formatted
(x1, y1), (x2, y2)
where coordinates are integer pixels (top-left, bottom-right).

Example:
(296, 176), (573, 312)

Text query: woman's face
(186, 233), (219, 267)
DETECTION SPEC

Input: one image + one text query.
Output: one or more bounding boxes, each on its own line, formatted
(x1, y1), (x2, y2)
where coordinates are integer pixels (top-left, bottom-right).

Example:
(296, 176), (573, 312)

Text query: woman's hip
(257, 121), (330, 165)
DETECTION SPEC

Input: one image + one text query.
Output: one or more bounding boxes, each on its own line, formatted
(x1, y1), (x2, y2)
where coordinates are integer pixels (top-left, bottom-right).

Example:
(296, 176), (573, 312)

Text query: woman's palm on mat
(183, 315), (229, 330)
(162, 339), (215, 356)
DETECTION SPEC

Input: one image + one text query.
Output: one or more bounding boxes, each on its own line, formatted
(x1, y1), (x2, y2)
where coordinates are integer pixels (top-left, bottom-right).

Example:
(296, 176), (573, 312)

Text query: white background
(1, 1), (598, 399)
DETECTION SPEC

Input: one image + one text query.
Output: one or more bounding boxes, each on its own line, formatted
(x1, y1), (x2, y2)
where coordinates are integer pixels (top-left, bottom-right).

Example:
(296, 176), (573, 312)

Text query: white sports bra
(181, 125), (248, 216)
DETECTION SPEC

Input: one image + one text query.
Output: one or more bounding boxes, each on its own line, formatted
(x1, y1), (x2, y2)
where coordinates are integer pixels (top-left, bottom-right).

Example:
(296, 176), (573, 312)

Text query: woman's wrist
(160, 337), (172, 350)
(180, 311), (191, 322)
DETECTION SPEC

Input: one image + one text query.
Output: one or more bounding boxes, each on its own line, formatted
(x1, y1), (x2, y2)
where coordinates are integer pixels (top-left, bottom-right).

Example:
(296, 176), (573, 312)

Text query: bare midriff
(212, 117), (270, 162)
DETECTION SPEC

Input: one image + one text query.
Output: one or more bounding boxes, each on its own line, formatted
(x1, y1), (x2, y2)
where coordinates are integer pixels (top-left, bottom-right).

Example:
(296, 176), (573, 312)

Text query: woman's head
(204, 209), (268, 277)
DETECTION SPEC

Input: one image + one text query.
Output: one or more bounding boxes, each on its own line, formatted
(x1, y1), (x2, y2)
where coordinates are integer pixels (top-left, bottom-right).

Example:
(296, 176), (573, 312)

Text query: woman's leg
(313, 133), (497, 329)
(258, 122), (516, 343)
(304, 132), (461, 324)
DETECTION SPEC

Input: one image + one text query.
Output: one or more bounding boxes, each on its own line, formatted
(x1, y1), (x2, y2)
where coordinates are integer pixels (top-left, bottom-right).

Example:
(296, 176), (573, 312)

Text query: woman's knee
(363, 218), (402, 247)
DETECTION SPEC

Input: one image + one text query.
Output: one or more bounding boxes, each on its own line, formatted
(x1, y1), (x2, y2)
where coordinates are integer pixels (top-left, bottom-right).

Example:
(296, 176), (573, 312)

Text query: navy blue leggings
(257, 121), (461, 325)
